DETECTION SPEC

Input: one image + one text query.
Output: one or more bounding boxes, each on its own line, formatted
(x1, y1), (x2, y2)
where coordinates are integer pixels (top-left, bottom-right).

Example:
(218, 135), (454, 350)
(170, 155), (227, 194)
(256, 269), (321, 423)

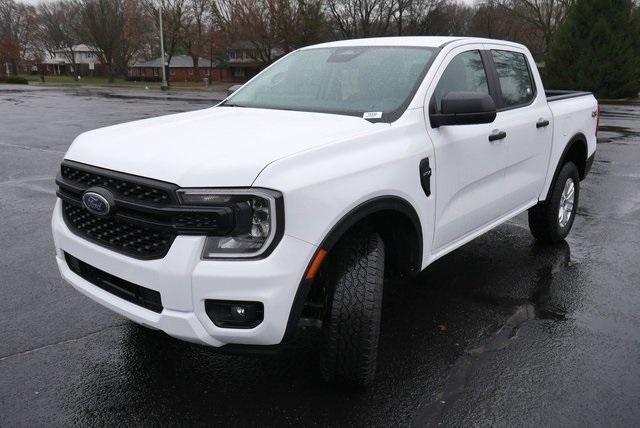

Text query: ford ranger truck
(52, 37), (598, 387)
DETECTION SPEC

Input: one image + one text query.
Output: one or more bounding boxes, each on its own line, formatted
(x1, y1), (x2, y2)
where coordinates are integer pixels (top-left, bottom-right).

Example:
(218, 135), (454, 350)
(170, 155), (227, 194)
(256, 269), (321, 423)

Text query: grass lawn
(14, 74), (232, 92)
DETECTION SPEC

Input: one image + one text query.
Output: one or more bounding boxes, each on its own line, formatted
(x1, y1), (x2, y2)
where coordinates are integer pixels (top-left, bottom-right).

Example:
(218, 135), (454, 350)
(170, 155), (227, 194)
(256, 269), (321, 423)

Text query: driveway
(1, 86), (639, 426)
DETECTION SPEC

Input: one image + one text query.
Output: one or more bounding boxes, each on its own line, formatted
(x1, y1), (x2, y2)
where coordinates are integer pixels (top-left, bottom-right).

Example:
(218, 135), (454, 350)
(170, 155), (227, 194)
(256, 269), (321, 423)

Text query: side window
(491, 50), (535, 108)
(432, 50), (489, 113)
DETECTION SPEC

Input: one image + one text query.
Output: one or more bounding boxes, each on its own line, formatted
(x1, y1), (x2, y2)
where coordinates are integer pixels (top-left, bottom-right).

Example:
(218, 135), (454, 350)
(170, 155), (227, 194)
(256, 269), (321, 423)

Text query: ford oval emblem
(82, 191), (111, 217)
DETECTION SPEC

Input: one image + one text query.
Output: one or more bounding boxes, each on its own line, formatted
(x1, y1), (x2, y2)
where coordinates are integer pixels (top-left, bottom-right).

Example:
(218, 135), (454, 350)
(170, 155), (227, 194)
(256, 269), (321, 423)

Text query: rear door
(483, 45), (554, 209)
(424, 45), (510, 251)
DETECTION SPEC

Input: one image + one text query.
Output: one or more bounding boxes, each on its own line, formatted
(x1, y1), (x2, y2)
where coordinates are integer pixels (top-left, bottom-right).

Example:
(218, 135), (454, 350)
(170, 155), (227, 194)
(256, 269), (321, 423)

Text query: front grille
(174, 212), (223, 229)
(61, 164), (174, 205)
(63, 202), (175, 259)
(57, 160), (237, 260)
(65, 253), (163, 313)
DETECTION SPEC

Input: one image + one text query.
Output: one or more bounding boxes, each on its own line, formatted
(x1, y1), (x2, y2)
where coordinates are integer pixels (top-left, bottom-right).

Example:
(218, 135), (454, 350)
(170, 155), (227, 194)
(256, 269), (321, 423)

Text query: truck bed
(540, 89), (598, 199)
(545, 90), (593, 102)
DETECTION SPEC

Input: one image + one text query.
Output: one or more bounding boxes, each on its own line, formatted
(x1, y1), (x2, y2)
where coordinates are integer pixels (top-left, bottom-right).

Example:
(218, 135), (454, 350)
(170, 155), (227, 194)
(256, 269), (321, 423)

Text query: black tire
(528, 161), (580, 243)
(320, 228), (385, 387)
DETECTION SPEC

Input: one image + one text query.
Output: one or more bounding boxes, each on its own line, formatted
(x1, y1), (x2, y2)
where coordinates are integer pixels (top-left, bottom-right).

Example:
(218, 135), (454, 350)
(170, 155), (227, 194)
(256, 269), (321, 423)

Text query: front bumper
(51, 199), (316, 347)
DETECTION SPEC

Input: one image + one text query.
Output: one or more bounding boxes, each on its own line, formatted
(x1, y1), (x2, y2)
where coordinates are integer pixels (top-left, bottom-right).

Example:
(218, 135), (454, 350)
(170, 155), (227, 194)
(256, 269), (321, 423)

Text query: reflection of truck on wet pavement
(52, 37), (597, 387)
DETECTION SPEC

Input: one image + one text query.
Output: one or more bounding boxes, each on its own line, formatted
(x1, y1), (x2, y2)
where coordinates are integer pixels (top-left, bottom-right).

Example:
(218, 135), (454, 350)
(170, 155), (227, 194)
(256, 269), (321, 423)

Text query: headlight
(177, 188), (282, 259)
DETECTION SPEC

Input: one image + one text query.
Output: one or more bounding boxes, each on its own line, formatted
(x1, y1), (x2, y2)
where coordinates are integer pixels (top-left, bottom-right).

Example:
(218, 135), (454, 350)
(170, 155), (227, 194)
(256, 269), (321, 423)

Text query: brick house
(129, 43), (284, 83)
(129, 55), (219, 81)
(215, 41), (285, 82)
(216, 41), (264, 82)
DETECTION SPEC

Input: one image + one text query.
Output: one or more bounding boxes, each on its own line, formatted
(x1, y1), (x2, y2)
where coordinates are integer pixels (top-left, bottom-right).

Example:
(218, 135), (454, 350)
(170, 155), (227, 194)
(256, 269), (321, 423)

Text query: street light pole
(158, 0), (168, 90)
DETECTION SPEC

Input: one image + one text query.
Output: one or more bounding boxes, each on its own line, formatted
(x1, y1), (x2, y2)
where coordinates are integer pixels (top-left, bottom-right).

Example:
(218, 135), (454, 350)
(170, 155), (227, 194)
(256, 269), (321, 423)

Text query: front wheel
(320, 228), (385, 387)
(528, 161), (580, 243)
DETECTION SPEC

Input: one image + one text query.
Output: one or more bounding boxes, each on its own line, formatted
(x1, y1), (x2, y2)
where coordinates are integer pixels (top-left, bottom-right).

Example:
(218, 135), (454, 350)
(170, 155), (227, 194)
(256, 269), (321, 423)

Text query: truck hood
(65, 107), (383, 187)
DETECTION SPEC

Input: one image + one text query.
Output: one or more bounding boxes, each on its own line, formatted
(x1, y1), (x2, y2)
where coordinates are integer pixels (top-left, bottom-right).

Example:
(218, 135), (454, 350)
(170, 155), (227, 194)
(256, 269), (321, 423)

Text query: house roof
(131, 55), (219, 68)
(52, 44), (100, 53)
(228, 41), (255, 50)
(73, 44), (99, 52)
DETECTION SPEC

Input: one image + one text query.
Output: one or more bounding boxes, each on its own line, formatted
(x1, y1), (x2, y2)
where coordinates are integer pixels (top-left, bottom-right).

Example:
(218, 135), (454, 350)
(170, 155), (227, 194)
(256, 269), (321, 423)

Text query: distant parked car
(227, 84), (243, 97)
(53, 36), (598, 387)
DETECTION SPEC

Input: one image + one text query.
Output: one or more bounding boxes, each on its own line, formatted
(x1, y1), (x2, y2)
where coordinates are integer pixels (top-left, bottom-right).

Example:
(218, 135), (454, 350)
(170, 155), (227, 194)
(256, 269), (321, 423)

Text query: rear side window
(490, 50), (535, 108)
(432, 50), (489, 113)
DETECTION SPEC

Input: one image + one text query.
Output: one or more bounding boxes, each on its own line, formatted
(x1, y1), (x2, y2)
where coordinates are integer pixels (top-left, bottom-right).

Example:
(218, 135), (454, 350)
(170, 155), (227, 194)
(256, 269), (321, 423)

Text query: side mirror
(226, 84), (243, 97)
(430, 91), (496, 128)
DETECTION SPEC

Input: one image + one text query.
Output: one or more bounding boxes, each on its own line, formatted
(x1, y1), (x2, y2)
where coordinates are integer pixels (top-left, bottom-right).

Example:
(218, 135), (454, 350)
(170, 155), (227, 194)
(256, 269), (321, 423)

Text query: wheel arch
(319, 196), (423, 274)
(545, 133), (588, 201)
(281, 195), (424, 342)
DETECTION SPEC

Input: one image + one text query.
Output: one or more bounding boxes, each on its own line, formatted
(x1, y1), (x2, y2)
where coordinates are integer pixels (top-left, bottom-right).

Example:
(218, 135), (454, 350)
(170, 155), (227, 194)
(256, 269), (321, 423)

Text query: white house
(43, 44), (102, 75)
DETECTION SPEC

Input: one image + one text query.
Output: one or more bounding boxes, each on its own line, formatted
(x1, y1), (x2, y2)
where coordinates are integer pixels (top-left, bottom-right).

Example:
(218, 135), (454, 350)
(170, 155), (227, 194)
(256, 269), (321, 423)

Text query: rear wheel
(528, 161), (580, 243)
(320, 228), (385, 387)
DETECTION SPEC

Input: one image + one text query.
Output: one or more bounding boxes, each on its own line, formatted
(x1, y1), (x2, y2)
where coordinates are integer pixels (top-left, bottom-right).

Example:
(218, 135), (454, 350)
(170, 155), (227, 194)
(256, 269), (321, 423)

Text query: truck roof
(304, 36), (527, 51)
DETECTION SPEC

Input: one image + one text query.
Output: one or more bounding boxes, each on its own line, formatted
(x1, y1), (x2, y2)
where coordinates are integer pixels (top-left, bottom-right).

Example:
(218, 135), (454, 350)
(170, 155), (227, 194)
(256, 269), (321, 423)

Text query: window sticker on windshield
(363, 112), (383, 119)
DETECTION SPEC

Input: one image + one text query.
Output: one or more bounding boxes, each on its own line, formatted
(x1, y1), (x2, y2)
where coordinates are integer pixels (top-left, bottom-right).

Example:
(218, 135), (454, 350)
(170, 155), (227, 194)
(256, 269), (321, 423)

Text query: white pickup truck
(52, 37), (597, 387)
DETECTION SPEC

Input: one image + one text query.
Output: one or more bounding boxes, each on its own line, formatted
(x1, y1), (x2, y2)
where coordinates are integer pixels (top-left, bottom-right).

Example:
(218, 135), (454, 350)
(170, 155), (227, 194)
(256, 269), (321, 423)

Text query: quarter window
(491, 50), (535, 108)
(432, 50), (489, 113)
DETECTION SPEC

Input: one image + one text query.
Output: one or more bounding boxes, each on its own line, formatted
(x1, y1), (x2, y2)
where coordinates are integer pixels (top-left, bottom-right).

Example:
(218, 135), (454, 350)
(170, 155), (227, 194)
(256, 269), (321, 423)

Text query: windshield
(225, 46), (437, 121)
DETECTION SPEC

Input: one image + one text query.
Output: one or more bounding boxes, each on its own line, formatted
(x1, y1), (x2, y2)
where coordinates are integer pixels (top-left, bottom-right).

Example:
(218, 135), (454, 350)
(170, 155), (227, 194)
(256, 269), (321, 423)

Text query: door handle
(536, 119), (550, 128)
(488, 131), (507, 142)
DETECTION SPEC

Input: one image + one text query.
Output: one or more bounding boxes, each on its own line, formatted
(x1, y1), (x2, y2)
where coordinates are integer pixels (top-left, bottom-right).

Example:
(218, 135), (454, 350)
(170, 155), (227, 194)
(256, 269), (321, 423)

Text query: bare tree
(187, 0), (212, 80)
(238, 0), (277, 63)
(143, 0), (190, 85)
(213, 0), (293, 64)
(165, 0), (191, 83)
(0, 0), (36, 75)
(499, 0), (571, 55)
(78, 0), (126, 81)
(467, 0), (501, 38)
(36, 1), (81, 77)
(325, 0), (397, 38)
(292, 0), (327, 47)
(272, 0), (300, 52)
(396, 0), (447, 35)
(77, 0), (150, 81)
(428, 1), (475, 35)
(119, 0), (153, 77)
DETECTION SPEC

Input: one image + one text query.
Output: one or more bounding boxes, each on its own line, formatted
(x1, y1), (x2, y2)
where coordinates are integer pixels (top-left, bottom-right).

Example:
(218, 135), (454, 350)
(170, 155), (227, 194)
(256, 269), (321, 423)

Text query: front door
(424, 46), (510, 252)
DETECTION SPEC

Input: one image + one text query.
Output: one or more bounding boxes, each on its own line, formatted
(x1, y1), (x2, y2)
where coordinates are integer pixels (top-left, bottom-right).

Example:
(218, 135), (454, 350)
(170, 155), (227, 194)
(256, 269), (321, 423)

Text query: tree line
(1, 0), (639, 96)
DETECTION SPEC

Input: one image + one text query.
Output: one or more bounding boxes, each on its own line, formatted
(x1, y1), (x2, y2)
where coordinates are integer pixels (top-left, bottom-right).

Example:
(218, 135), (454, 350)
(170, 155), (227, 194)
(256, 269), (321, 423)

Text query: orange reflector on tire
(305, 248), (328, 280)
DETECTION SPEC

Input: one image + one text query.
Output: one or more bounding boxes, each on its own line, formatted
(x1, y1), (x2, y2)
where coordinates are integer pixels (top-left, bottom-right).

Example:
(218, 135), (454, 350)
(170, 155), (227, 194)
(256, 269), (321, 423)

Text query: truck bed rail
(545, 90), (593, 102)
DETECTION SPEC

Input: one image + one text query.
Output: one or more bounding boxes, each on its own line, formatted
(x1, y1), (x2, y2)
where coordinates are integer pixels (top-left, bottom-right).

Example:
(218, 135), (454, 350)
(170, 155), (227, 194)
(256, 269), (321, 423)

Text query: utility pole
(158, 0), (168, 90)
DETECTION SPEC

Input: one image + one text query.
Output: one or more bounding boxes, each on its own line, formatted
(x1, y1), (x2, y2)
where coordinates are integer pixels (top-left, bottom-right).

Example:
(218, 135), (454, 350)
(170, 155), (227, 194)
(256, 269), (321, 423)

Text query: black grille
(174, 212), (222, 229)
(63, 202), (176, 259)
(61, 164), (174, 206)
(65, 253), (163, 313)
(56, 160), (238, 260)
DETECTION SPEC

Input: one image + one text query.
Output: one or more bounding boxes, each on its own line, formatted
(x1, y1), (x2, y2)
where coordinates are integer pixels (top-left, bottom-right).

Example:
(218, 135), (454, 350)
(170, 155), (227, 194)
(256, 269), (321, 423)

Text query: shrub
(0, 76), (29, 85)
(126, 75), (162, 82)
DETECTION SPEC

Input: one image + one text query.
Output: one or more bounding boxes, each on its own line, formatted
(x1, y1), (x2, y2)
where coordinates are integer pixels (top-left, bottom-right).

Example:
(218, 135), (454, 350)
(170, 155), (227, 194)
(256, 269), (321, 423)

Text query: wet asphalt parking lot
(1, 85), (639, 427)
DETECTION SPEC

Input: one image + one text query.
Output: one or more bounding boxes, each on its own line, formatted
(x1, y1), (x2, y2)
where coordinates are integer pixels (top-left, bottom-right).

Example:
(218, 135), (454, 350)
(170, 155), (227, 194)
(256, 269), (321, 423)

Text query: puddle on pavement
(414, 239), (574, 425)
(598, 104), (640, 143)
